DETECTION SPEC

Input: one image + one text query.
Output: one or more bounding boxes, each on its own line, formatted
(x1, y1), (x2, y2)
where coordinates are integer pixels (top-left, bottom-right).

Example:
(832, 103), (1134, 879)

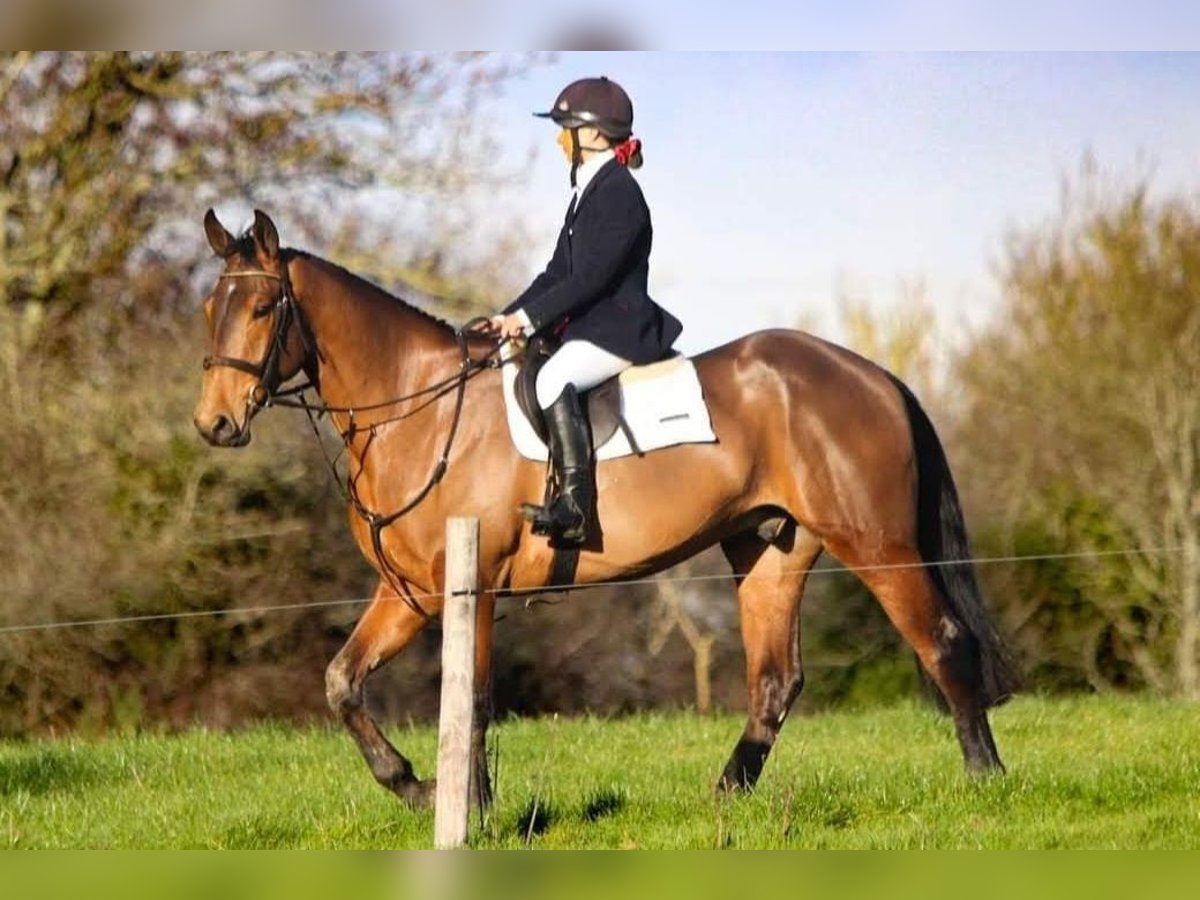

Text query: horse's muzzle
(194, 412), (251, 448)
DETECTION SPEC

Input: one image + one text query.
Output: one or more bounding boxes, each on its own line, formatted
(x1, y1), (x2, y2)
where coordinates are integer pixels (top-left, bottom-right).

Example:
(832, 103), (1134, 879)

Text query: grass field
(2, 695), (1198, 849)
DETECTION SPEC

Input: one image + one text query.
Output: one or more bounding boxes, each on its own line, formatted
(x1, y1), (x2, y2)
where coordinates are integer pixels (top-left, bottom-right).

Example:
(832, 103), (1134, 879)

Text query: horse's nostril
(198, 414), (233, 442)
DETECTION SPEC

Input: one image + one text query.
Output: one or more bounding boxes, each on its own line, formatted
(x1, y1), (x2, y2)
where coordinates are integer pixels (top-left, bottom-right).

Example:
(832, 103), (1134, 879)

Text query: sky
(485, 52), (1200, 355)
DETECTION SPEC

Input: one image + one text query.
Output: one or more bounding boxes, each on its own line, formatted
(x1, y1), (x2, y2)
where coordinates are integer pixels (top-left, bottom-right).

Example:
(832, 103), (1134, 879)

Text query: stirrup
(519, 500), (555, 536)
(519, 498), (587, 543)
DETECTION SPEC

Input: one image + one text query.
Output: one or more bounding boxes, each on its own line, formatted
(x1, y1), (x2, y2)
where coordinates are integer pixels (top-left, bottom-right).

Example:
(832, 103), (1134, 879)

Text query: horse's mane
(226, 230), (458, 332)
(288, 249), (458, 333)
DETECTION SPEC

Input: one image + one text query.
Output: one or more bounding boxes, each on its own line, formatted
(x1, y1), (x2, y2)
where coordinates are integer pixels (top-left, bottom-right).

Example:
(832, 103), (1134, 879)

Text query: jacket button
(568, 228), (574, 236)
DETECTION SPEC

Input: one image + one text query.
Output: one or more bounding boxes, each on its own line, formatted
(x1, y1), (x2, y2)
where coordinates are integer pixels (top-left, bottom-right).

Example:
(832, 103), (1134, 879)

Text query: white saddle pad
(501, 344), (718, 462)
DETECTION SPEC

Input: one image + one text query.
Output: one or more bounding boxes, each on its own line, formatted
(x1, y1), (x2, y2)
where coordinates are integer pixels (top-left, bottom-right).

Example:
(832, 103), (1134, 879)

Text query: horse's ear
(252, 209), (280, 262)
(204, 209), (236, 258)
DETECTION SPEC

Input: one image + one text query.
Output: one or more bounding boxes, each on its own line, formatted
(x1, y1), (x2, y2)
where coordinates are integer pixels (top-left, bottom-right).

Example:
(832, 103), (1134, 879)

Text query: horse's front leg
(325, 579), (440, 808)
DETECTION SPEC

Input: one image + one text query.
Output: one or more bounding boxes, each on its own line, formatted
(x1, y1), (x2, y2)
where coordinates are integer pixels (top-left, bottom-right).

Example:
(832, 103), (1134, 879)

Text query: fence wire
(0, 545), (1183, 637)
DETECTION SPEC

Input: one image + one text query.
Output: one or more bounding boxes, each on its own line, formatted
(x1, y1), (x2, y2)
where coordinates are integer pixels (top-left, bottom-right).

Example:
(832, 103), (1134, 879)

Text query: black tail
(888, 374), (1020, 709)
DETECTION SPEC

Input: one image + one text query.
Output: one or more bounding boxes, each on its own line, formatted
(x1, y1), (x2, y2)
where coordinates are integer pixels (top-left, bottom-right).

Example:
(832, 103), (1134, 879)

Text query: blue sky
(486, 52), (1200, 354)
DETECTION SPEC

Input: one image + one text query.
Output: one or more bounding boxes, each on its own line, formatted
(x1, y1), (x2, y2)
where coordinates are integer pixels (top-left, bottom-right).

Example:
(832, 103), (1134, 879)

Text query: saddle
(503, 337), (716, 463)
(514, 335), (671, 452)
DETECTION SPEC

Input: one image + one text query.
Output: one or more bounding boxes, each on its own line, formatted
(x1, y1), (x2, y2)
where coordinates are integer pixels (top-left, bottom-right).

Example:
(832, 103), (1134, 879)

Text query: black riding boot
(520, 386), (595, 544)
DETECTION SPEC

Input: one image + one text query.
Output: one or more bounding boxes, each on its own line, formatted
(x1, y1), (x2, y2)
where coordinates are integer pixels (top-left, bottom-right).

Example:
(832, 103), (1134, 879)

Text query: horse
(193, 209), (1018, 808)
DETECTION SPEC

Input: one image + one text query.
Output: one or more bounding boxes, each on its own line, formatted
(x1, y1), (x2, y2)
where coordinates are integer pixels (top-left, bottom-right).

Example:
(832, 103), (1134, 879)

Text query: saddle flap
(513, 338), (553, 444)
(502, 342), (715, 463)
(512, 337), (621, 452)
(583, 379), (622, 450)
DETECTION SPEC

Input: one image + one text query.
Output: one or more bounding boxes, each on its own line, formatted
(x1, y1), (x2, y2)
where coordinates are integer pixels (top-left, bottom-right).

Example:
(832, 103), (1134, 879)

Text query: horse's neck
(291, 254), (459, 413)
(289, 254), (496, 517)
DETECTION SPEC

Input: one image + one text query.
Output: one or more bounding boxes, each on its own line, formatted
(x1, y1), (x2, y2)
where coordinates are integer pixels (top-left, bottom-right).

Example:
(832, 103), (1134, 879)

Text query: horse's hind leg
(717, 524), (822, 793)
(325, 579), (439, 808)
(828, 542), (1003, 774)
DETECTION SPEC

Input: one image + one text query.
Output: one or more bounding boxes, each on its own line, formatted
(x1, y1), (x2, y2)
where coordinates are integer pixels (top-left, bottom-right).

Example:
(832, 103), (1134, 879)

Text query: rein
(203, 260), (506, 619)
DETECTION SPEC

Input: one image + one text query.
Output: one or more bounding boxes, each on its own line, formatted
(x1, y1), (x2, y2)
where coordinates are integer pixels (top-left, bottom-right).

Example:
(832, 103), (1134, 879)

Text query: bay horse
(193, 209), (1017, 808)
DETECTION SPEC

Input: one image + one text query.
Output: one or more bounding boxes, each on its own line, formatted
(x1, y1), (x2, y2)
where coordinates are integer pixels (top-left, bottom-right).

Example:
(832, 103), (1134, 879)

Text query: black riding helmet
(535, 76), (634, 140)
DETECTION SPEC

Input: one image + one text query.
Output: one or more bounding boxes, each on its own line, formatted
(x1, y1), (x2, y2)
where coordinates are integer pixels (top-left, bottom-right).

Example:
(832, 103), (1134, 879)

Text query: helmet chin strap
(570, 127), (582, 188)
(569, 126), (612, 187)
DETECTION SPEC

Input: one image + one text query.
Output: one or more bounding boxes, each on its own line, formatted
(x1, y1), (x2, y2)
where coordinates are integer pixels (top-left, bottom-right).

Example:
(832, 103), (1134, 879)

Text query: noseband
(202, 265), (306, 410)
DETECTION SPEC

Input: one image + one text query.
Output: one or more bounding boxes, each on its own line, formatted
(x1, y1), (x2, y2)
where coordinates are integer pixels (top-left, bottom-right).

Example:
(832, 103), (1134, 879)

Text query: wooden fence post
(434, 516), (479, 849)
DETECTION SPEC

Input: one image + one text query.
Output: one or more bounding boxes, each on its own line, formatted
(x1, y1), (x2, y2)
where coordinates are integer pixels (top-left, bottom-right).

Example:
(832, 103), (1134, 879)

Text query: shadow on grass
(0, 750), (115, 797)
(582, 787), (626, 822)
(512, 796), (557, 841)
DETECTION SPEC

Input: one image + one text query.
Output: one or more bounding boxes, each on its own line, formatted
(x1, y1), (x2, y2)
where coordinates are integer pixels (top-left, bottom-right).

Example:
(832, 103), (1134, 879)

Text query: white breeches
(536, 340), (632, 409)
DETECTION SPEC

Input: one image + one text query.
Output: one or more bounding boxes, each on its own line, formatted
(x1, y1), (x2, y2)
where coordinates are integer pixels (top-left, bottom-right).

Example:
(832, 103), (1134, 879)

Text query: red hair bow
(613, 137), (641, 166)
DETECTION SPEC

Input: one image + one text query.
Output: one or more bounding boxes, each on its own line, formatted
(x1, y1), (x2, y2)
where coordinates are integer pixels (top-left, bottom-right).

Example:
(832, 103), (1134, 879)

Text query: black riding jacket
(504, 159), (682, 364)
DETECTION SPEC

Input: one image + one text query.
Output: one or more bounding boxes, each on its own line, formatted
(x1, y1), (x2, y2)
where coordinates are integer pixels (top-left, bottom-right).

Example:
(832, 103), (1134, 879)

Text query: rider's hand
(470, 313), (526, 340)
(494, 314), (527, 340)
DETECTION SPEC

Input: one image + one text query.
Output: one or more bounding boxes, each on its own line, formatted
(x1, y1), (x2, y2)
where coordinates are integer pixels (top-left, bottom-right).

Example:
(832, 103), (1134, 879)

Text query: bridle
(202, 265), (307, 415)
(200, 258), (506, 619)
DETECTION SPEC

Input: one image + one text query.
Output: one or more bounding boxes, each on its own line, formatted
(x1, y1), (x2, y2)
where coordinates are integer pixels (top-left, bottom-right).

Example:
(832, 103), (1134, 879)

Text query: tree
(956, 174), (1200, 698)
(0, 52), (529, 333)
(647, 557), (730, 715)
(0, 52), (537, 734)
(838, 280), (943, 404)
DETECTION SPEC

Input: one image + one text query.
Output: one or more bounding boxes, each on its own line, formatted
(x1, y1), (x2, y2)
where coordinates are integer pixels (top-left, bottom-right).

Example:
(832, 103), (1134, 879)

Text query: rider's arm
(518, 181), (648, 334)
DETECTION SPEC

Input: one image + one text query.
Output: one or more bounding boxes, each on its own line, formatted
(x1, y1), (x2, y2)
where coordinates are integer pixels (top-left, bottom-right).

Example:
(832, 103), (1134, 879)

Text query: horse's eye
(252, 303), (274, 319)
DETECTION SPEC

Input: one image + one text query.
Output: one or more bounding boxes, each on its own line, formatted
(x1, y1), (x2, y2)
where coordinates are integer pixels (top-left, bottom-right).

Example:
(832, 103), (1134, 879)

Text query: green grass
(2, 695), (1198, 849)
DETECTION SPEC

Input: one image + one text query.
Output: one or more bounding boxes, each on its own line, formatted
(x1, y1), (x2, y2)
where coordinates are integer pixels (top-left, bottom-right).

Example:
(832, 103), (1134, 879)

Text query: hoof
(381, 774), (435, 809)
(398, 777), (437, 809)
(715, 776), (749, 796)
(717, 739), (769, 795)
(965, 760), (1006, 778)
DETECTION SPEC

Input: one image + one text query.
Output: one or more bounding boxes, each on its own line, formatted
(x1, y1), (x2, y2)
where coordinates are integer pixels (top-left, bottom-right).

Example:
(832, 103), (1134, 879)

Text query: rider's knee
(535, 368), (570, 409)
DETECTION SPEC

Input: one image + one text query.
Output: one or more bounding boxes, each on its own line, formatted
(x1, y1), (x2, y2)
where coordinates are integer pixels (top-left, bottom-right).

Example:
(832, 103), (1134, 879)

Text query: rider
(483, 76), (682, 545)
